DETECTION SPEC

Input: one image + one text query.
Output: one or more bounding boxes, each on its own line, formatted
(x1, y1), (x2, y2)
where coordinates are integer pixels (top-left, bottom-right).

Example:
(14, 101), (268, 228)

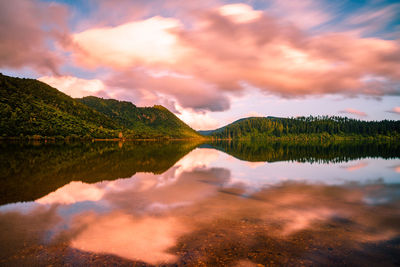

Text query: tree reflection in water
(0, 141), (399, 266)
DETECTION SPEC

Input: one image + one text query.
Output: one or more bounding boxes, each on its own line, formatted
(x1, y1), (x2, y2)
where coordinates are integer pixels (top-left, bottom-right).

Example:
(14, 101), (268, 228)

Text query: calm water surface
(0, 141), (399, 266)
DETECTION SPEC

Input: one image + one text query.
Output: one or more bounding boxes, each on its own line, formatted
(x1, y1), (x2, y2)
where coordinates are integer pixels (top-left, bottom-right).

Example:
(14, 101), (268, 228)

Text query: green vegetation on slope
(77, 96), (200, 139)
(0, 73), (201, 139)
(0, 73), (119, 138)
(206, 140), (400, 163)
(0, 140), (200, 205)
(203, 116), (400, 140)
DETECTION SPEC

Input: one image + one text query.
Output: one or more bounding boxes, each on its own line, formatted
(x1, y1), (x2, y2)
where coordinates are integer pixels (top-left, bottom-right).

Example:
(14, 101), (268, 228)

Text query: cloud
(266, 0), (332, 29)
(39, 73), (225, 130)
(218, 3), (262, 23)
(104, 69), (230, 112)
(175, 106), (220, 130)
(3, 0), (398, 120)
(68, 3), (400, 111)
(175, 9), (400, 98)
(393, 165), (400, 173)
(339, 108), (367, 117)
(341, 162), (368, 172)
(72, 16), (185, 68)
(79, 0), (220, 30)
(342, 3), (400, 37)
(2, 147), (400, 265)
(70, 213), (188, 264)
(245, 161), (265, 169)
(38, 76), (107, 98)
(0, 0), (69, 74)
(173, 148), (220, 176)
(387, 107), (400, 115)
(36, 181), (105, 205)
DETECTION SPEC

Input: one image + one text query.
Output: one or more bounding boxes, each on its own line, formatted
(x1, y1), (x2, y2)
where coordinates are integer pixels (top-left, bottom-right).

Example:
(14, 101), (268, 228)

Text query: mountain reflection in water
(0, 141), (399, 266)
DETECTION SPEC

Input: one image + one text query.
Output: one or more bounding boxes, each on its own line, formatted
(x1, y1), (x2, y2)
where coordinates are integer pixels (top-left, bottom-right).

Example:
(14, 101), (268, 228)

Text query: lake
(0, 141), (399, 266)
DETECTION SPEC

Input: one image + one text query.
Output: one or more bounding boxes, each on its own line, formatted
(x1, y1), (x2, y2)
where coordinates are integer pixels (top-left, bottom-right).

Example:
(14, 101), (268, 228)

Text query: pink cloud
(339, 108), (367, 117)
(36, 181), (105, 205)
(174, 13), (400, 98)
(267, 0), (332, 29)
(38, 76), (107, 98)
(341, 162), (368, 172)
(72, 16), (185, 68)
(0, 0), (69, 74)
(71, 213), (188, 264)
(3, 0), (396, 119)
(218, 3), (263, 23)
(175, 106), (220, 130)
(79, 0), (220, 30)
(387, 107), (400, 115)
(104, 69), (230, 112)
(395, 166), (400, 173)
(68, 3), (400, 114)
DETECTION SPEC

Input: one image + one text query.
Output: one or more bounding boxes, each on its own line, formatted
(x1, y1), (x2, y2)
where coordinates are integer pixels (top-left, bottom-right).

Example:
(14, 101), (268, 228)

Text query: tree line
(209, 116), (400, 140)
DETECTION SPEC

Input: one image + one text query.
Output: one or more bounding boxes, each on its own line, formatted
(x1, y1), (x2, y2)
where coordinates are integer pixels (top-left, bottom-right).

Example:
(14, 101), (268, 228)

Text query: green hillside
(203, 116), (400, 141)
(77, 96), (200, 139)
(0, 73), (201, 139)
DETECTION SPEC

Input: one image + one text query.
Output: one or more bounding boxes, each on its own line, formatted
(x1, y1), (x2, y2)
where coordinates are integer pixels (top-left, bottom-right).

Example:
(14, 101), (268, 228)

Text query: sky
(0, 0), (399, 130)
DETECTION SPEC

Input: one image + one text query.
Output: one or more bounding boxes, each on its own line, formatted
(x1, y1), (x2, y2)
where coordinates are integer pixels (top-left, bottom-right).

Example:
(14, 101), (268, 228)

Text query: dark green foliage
(205, 116), (400, 140)
(77, 96), (200, 138)
(0, 140), (200, 205)
(0, 74), (119, 138)
(207, 140), (400, 163)
(0, 74), (201, 139)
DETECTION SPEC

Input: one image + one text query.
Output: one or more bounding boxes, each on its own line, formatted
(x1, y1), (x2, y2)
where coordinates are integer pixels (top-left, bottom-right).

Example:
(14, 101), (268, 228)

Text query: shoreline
(1, 135), (399, 141)
(0, 136), (209, 143)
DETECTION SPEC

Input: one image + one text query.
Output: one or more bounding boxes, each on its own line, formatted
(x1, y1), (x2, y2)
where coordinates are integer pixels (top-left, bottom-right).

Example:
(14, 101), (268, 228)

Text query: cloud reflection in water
(0, 147), (399, 265)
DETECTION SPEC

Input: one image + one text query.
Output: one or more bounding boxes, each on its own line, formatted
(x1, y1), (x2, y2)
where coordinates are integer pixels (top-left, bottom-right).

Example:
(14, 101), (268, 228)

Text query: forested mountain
(202, 116), (400, 140)
(77, 96), (200, 139)
(0, 73), (118, 138)
(0, 73), (201, 139)
(2, 72), (398, 141)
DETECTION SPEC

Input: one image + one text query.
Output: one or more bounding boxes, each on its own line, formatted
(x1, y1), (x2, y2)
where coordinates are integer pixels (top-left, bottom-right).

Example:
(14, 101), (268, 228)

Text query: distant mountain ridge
(199, 116), (400, 140)
(0, 73), (201, 139)
(199, 117), (277, 136)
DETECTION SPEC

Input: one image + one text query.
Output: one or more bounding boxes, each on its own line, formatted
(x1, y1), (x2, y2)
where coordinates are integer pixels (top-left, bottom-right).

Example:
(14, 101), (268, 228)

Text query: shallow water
(0, 141), (399, 266)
